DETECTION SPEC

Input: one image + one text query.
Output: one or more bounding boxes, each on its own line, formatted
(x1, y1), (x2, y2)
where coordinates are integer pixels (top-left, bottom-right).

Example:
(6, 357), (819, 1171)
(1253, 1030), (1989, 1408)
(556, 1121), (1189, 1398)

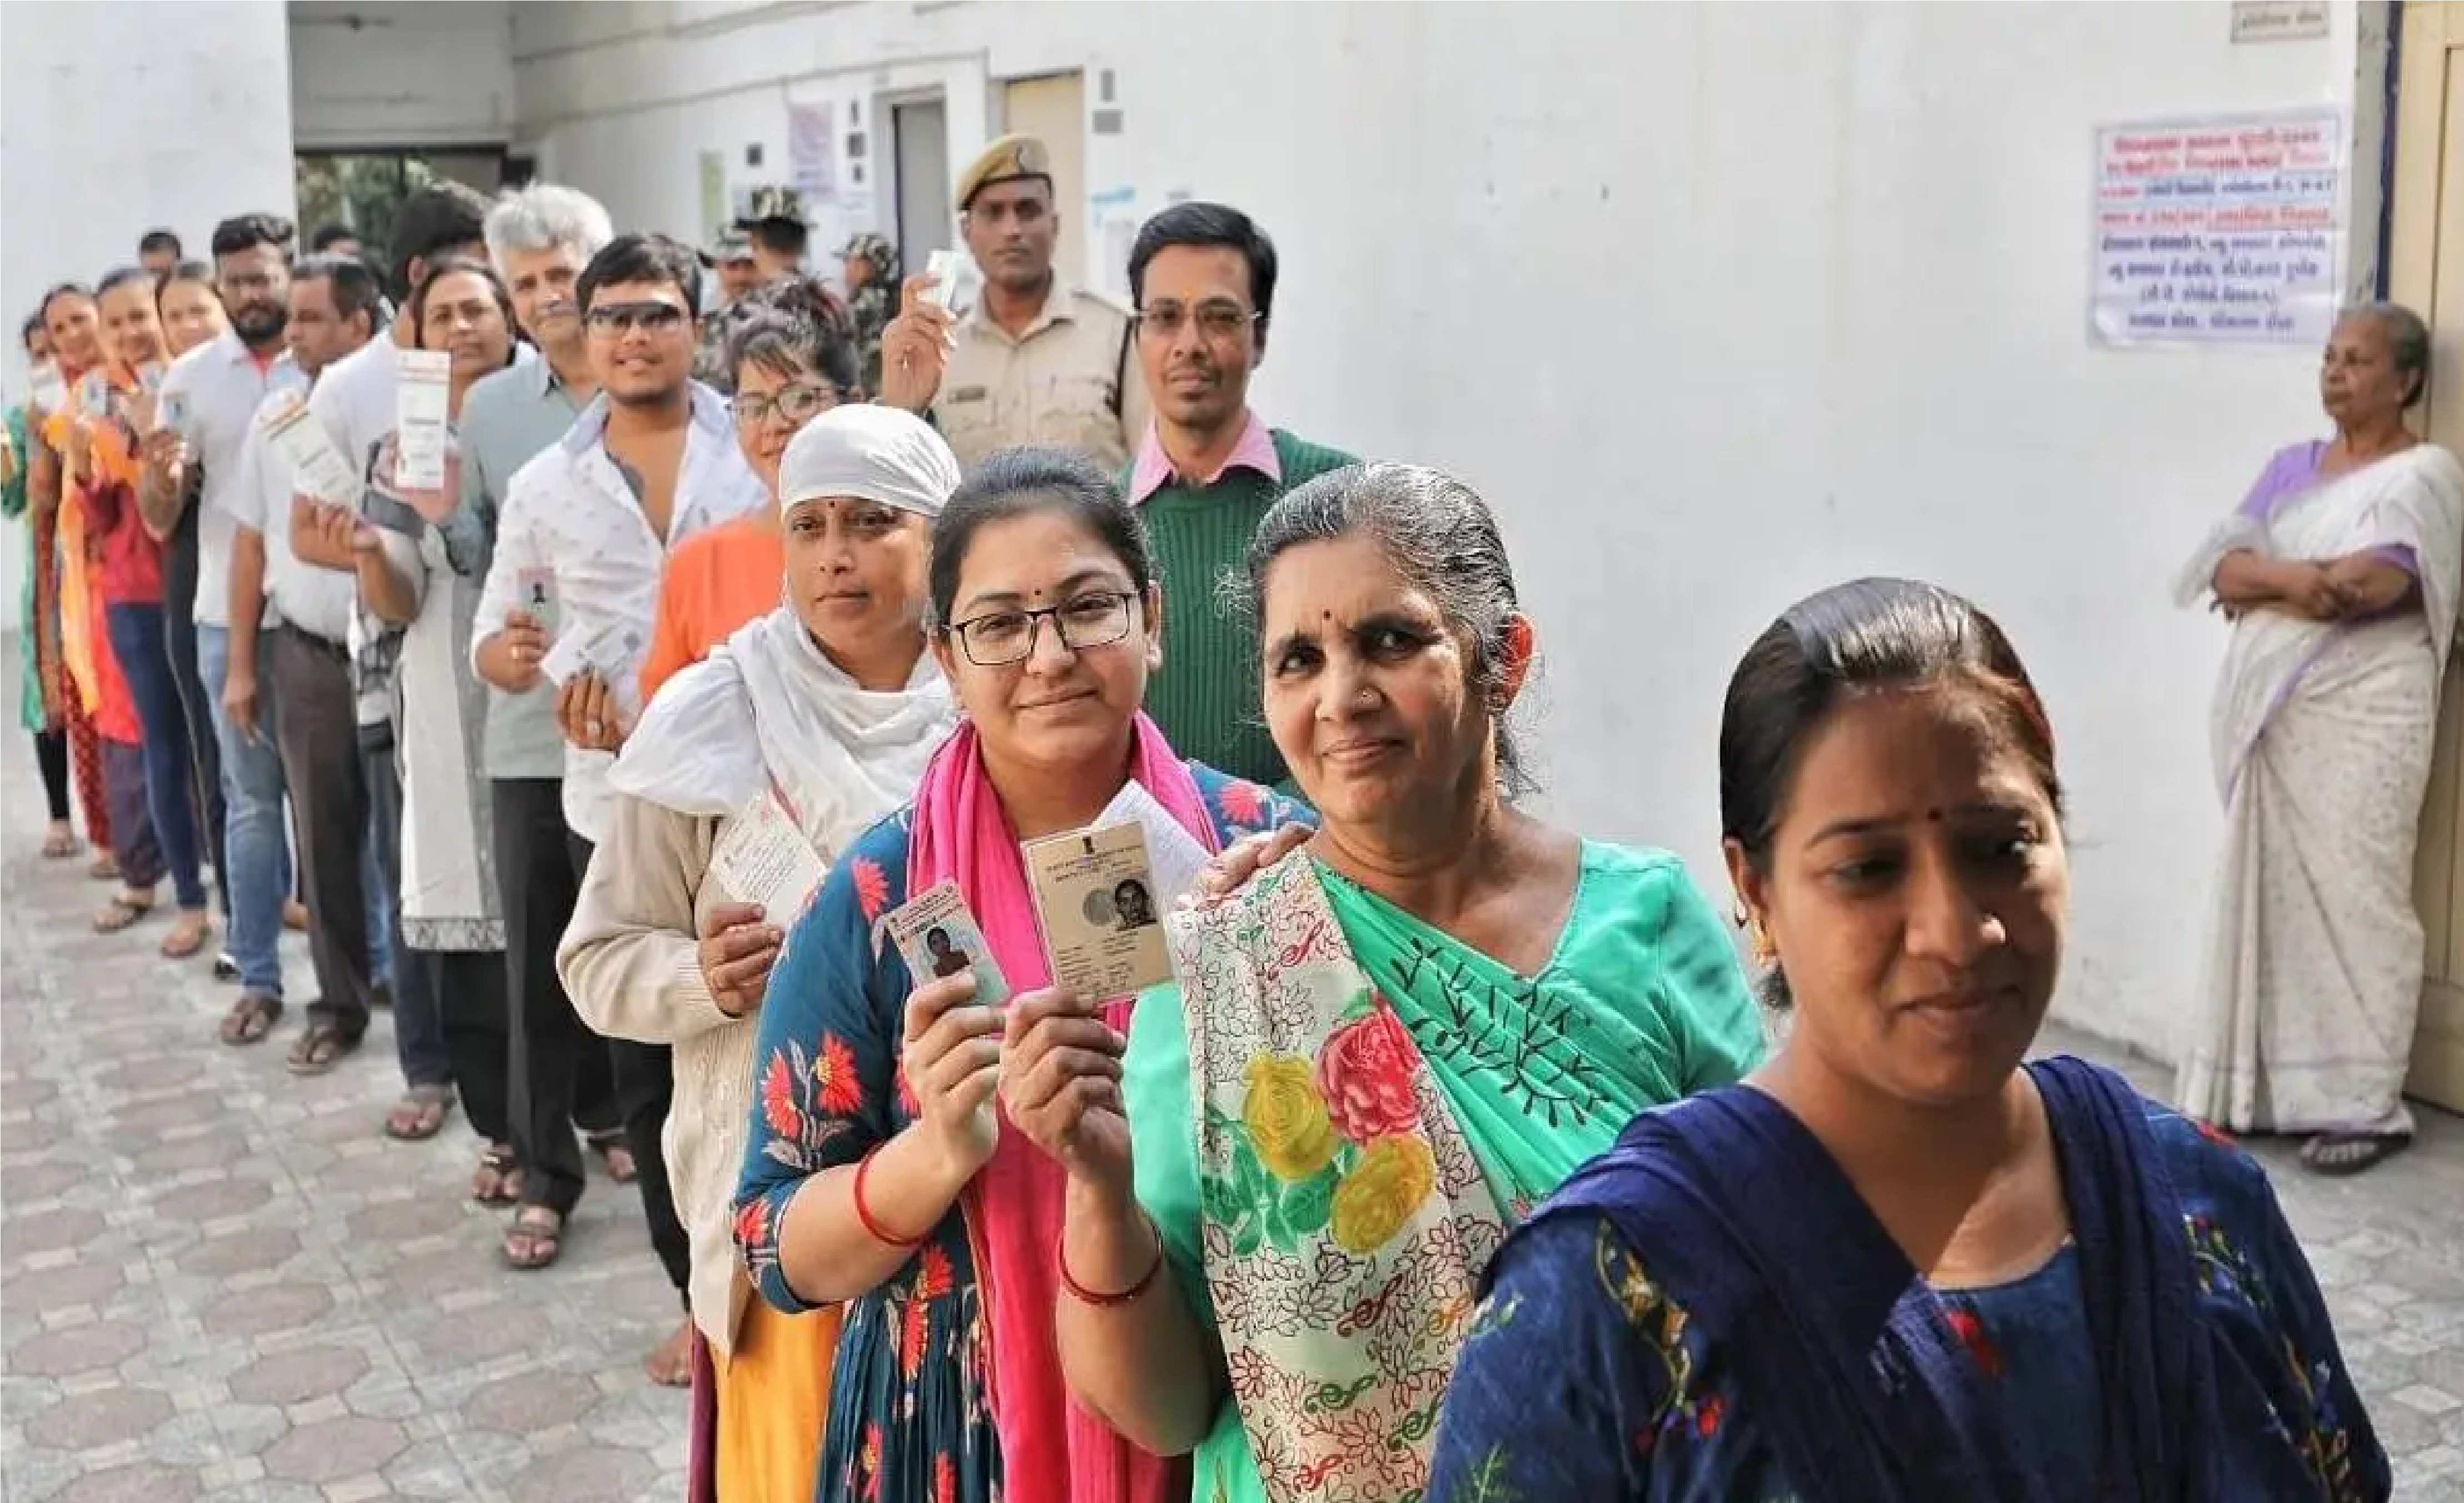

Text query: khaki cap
(955, 134), (1052, 211)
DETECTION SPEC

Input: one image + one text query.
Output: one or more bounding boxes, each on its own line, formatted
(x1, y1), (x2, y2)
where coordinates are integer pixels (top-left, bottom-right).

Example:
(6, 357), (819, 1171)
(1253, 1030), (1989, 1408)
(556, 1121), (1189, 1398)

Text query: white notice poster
(2090, 109), (2345, 350)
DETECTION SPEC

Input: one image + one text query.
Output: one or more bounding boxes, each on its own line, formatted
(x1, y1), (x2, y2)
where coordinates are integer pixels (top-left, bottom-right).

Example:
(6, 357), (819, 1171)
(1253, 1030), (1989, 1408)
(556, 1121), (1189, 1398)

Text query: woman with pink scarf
(733, 445), (1312, 1503)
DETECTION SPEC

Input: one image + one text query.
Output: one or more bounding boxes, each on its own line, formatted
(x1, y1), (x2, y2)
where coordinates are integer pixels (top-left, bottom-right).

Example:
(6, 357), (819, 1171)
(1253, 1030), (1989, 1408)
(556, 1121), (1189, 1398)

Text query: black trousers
(567, 829), (690, 1303)
(493, 778), (619, 1213)
(33, 729), (70, 822)
(265, 626), (374, 1037)
(430, 948), (513, 1144)
(162, 495), (227, 913)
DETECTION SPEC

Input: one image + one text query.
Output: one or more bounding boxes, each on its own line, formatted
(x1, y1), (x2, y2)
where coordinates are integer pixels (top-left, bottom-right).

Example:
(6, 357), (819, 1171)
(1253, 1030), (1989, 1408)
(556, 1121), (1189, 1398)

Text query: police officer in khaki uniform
(877, 133), (1150, 474)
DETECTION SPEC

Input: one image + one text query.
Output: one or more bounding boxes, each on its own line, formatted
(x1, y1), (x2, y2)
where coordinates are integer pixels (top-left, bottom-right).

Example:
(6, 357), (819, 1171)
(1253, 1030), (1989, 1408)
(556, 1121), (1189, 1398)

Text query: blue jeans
(105, 602), (207, 910)
(196, 624), (292, 995)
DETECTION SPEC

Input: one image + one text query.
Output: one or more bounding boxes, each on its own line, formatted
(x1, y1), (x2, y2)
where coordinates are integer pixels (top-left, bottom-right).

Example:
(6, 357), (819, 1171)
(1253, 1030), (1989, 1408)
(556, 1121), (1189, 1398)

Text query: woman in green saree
(1000, 462), (1767, 1502)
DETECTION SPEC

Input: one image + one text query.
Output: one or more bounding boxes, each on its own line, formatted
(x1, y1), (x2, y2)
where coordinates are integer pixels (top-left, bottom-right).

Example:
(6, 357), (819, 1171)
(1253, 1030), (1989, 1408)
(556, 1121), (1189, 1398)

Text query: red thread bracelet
(1057, 1214), (1165, 1307)
(852, 1145), (929, 1248)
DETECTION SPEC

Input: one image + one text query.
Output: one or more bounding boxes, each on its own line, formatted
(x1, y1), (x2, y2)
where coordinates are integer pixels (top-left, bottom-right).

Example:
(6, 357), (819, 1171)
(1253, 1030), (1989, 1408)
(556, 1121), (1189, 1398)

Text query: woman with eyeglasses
(639, 278), (864, 705)
(732, 446), (1313, 1503)
(565, 404), (962, 1503)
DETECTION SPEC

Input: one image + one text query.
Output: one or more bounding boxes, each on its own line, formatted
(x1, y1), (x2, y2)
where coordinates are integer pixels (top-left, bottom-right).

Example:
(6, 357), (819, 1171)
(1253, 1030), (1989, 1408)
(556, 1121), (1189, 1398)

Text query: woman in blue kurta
(732, 446), (1310, 1503)
(1427, 577), (2388, 1503)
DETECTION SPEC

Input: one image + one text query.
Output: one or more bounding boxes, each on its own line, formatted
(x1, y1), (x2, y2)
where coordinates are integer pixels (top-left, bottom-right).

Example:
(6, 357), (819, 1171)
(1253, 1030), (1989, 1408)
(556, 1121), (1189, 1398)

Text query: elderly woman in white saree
(2175, 302), (2464, 1177)
(557, 402), (960, 1503)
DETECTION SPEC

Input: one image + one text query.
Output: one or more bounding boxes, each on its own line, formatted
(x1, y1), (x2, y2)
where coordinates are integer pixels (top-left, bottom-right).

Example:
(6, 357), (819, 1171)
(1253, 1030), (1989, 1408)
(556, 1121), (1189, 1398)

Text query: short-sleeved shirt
(162, 329), (305, 626)
(930, 277), (1149, 475)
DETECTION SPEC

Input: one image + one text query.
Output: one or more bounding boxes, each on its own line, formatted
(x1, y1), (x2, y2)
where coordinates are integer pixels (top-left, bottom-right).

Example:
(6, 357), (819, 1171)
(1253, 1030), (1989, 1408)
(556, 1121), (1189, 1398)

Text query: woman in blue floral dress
(733, 447), (1312, 1503)
(1428, 577), (2388, 1503)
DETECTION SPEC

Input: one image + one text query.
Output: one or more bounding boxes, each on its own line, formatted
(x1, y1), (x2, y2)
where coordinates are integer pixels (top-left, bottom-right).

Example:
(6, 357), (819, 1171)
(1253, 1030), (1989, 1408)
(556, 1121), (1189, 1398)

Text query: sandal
(588, 1131), (638, 1185)
(502, 1205), (564, 1270)
(88, 853), (119, 882)
(41, 823), (80, 859)
(160, 910), (213, 960)
(471, 1144), (525, 1205)
(285, 1021), (361, 1076)
(2299, 1131), (2412, 1177)
(218, 992), (284, 1046)
(92, 893), (155, 933)
(384, 1084), (457, 1142)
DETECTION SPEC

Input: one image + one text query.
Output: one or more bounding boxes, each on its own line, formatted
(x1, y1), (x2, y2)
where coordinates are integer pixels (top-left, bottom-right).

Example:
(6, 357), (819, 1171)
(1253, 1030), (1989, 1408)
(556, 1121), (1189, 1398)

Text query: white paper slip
(77, 374), (111, 419)
(921, 249), (981, 316)
(136, 362), (167, 395)
(1095, 782), (1214, 911)
(538, 619), (644, 691)
(260, 397), (362, 507)
(711, 789), (828, 923)
(394, 349), (453, 491)
(28, 365), (67, 414)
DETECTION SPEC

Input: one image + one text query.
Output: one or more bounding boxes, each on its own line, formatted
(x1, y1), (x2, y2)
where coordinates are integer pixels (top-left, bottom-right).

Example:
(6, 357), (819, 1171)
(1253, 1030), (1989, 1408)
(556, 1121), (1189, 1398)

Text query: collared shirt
(472, 383), (768, 843)
(454, 354), (588, 781)
(931, 277), (1150, 475)
(225, 389), (359, 647)
(162, 329), (305, 627)
(1125, 409), (1284, 506)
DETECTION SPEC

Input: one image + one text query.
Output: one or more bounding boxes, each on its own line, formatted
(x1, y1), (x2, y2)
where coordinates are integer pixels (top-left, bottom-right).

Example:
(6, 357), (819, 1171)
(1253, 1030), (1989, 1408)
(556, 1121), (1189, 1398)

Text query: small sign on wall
(2230, 2), (2329, 43)
(2089, 108), (2346, 350)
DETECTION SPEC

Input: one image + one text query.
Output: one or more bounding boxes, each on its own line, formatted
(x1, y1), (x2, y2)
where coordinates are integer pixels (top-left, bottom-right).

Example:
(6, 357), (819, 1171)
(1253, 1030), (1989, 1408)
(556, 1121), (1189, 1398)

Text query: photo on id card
(1020, 823), (1170, 1001)
(883, 880), (1010, 1007)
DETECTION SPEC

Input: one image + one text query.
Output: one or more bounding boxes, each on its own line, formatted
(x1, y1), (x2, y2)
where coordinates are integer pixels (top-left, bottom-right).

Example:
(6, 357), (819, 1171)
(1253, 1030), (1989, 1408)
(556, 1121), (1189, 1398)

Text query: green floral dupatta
(1170, 845), (1743, 1501)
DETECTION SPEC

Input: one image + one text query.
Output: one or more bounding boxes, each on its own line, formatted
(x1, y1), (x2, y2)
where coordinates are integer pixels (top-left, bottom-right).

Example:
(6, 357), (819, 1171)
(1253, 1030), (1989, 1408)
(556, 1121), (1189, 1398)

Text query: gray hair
(481, 184), (614, 273)
(1238, 461), (1535, 798)
(2342, 301), (2432, 410)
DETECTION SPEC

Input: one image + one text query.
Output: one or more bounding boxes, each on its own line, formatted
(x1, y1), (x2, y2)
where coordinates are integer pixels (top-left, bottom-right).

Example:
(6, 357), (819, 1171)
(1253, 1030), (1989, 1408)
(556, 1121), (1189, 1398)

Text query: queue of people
(6, 126), (2448, 1503)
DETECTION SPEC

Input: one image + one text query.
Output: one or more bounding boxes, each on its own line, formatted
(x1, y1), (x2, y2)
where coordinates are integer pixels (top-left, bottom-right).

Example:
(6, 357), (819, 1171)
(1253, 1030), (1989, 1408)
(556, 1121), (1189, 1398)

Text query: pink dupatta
(905, 714), (1211, 1503)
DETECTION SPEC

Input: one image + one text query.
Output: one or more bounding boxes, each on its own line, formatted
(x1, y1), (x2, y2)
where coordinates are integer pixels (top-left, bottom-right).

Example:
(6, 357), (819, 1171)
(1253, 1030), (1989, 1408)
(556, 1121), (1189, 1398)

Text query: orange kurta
(640, 516), (785, 706)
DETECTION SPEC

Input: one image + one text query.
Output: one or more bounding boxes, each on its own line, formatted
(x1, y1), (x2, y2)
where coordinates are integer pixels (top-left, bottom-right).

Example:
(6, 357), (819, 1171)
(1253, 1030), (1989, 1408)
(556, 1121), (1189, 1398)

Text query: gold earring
(1746, 917), (1776, 967)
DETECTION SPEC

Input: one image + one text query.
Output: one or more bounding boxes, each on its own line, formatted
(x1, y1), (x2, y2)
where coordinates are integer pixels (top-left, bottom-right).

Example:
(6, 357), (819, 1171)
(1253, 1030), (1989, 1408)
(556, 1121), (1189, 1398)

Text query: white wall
(511, 1), (2378, 1063)
(289, 1), (514, 151)
(0, 0), (298, 650)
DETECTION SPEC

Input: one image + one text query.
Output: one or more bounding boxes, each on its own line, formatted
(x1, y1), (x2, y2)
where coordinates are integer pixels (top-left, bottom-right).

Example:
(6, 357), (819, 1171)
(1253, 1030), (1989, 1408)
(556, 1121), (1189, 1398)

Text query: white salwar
(2173, 443), (2464, 1136)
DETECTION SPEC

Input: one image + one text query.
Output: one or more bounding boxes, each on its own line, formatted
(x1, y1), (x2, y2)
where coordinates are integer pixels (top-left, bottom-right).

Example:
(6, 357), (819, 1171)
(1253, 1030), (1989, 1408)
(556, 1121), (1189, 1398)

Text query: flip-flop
(588, 1131), (638, 1184)
(502, 1205), (564, 1270)
(88, 853), (120, 882)
(160, 913), (213, 960)
(383, 1085), (457, 1142)
(41, 825), (80, 859)
(285, 1022), (361, 1076)
(218, 992), (284, 1046)
(2299, 1131), (2412, 1177)
(471, 1144), (524, 1205)
(92, 895), (154, 934)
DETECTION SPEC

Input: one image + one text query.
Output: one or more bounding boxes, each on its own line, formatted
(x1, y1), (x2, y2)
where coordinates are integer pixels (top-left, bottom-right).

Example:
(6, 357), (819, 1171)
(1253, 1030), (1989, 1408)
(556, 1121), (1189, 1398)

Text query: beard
(233, 303), (288, 345)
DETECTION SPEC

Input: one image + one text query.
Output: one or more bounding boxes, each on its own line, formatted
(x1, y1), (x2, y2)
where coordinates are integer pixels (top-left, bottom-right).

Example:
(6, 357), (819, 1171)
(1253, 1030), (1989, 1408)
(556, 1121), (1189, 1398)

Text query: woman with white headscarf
(559, 402), (962, 1503)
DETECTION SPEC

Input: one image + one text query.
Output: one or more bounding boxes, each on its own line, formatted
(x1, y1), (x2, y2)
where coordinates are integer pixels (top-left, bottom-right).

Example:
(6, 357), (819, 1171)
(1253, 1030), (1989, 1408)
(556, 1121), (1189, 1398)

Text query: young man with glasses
(1123, 202), (1355, 789)
(876, 134), (1151, 475)
(470, 233), (764, 1385)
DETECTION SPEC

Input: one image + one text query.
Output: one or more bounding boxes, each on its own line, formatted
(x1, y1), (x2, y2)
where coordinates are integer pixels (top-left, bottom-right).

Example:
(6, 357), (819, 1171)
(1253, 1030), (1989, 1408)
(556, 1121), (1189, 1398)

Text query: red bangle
(852, 1145), (930, 1248)
(1057, 1214), (1165, 1307)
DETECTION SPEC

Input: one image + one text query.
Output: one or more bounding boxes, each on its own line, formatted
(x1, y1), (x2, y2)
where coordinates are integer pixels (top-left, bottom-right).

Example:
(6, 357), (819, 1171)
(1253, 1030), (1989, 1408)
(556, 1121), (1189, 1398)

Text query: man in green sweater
(1122, 202), (1356, 789)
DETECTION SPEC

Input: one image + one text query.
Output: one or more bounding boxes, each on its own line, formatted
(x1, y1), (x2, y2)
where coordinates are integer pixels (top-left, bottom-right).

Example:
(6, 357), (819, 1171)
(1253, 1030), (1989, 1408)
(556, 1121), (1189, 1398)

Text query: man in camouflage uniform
(692, 225), (763, 392)
(737, 185), (809, 282)
(837, 232), (900, 398)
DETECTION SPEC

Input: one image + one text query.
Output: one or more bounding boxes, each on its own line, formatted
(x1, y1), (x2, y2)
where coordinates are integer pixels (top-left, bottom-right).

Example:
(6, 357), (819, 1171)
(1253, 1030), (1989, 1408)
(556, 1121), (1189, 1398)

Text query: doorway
(2394, 0), (2464, 1108)
(893, 98), (952, 269)
(1002, 72), (1087, 287)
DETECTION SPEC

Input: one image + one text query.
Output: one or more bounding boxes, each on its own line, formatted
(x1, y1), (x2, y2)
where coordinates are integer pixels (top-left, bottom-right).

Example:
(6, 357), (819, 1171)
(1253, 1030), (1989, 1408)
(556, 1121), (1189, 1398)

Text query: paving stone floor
(5, 731), (2464, 1499)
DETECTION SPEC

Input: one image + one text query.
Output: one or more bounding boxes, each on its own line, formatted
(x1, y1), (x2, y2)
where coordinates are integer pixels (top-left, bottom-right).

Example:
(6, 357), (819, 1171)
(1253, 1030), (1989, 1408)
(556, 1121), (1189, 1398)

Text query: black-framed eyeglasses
(732, 381), (841, 429)
(945, 591), (1137, 666)
(1132, 300), (1260, 342)
(584, 301), (690, 336)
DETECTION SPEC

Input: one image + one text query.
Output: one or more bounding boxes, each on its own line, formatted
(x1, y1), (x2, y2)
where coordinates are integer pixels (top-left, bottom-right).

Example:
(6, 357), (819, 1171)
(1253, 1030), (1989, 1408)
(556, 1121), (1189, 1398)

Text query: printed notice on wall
(2091, 110), (2344, 350)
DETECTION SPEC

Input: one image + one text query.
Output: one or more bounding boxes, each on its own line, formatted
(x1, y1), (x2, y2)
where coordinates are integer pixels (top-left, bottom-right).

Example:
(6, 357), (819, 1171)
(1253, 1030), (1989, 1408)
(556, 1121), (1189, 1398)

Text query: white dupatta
(2174, 443), (2464, 798)
(609, 606), (956, 857)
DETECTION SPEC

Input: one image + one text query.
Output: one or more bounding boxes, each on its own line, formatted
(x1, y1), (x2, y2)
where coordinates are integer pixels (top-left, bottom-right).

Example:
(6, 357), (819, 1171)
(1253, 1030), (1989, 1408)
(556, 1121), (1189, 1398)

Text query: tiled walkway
(4, 731), (2463, 1499)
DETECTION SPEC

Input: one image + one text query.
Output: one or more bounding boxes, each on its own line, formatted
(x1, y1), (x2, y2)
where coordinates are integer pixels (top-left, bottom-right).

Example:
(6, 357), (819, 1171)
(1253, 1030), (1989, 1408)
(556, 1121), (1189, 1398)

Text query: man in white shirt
(472, 232), (764, 1379)
(216, 256), (386, 1069)
(162, 212), (308, 1026)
